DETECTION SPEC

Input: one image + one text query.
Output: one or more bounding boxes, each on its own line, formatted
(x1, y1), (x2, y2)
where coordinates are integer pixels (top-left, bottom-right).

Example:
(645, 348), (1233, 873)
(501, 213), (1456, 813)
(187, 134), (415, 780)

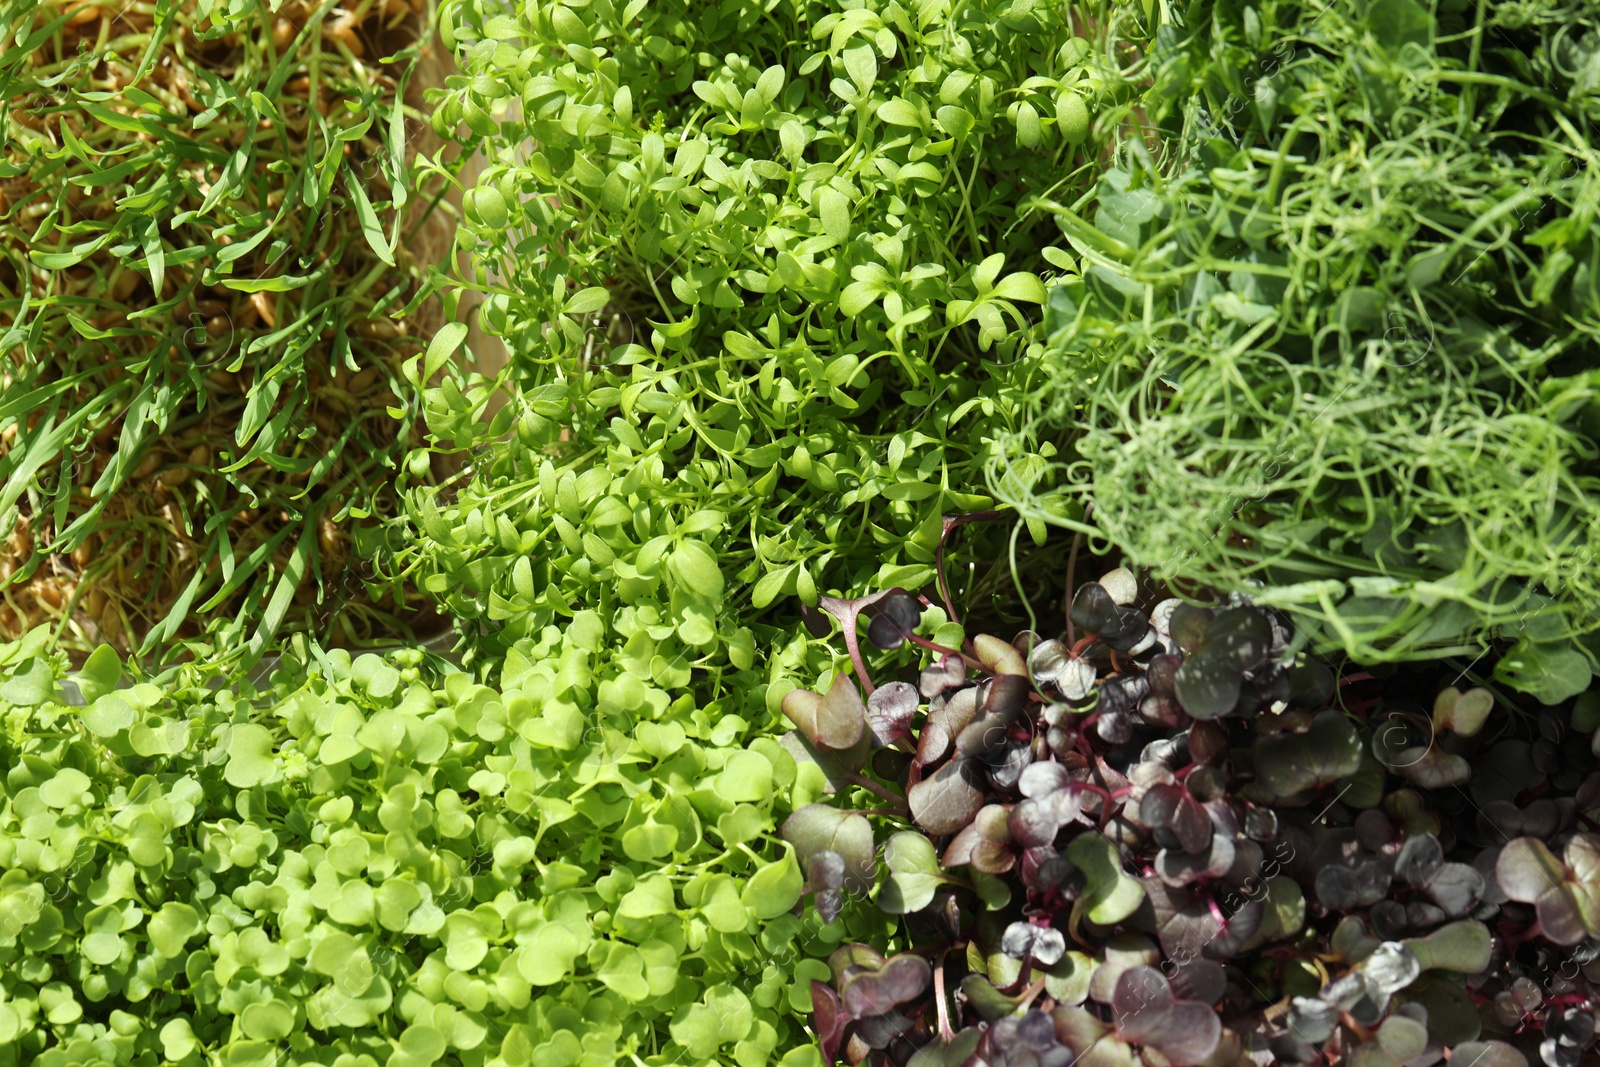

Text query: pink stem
(840, 623), (876, 696)
(905, 631), (983, 670)
(934, 954), (955, 1041)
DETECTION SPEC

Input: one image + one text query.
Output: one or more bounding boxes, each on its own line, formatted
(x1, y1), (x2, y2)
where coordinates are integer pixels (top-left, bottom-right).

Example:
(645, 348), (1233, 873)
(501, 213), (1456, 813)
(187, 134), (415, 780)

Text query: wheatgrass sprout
(0, 0), (461, 666)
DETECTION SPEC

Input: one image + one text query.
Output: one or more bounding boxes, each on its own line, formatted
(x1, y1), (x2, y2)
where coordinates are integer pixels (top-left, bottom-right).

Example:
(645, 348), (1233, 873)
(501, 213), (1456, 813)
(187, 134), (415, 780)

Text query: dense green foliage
(0, 623), (869, 1067)
(384, 0), (1127, 665)
(999, 0), (1600, 698)
(0, 0), (443, 663)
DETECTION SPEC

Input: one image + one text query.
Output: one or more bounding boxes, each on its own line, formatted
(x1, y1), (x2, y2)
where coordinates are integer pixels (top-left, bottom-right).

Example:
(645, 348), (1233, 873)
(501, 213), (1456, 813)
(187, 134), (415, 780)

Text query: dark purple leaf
(1317, 860), (1391, 912)
(1167, 958), (1226, 1005)
(808, 850), (846, 923)
(1254, 709), (1363, 797)
(1010, 797), (1066, 849)
(1023, 846), (1083, 896)
(1496, 837), (1598, 946)
(1424, 862), (1483, 918)
(1019, 761), (1073, 799)
(838, 953), (933, 1018)
(830, 942), (888, 979)
(1395, 833), (1443, 888)
(1470, 739), (1541, 807)
(983, 673), (1031, 720)
(1287, 657), (1335, 707)
(1110, 967), (1222, 1066)
(866, 591), (923, 650)
(943, 805), (1014, 874)
(1450, 1042), (1528, 1067)
(1205, 898), (1262, 958)
(854, 1008), (916, 1049)
(1371, 900), (1409, 939)
(780, 728), (870, 788)
(1029, 639), (1071, 688)
(1140, 784), (1212, 855)
(1397, 746), (1472, 789)
(1269, 1030), (1320, 1065)
(1001, 921), (1067, 967)
(1185, 766), (1225, 804)
(1155, 836), (1235, 888)
(802, 603), (832, 638)
(1167, 604), (1213, 653)
(908, 757), (986, 836)
(920, 656), (967, 698)
(807, 849), (845, 892)
(1355, 810), (1399, 853)
(1173, 650), (1244, 721)
(1204, 609), (1274, 671)
(866, 681), (919, 748)
(812, 981), (846, 1065)
(1244, 805), (1278, 842)
(1070, 582), (1119, 636)
(985, 742), (1032, 792)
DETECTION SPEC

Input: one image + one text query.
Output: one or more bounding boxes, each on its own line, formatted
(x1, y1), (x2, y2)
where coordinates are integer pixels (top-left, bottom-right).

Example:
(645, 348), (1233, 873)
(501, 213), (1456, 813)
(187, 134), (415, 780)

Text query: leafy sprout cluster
(0, 618), (857, 1067)
(382, 0), (1134, 666)
(0, 0), (450, 665)
(993, 0), (1600, 699)
(775, 557), (1600, 1067)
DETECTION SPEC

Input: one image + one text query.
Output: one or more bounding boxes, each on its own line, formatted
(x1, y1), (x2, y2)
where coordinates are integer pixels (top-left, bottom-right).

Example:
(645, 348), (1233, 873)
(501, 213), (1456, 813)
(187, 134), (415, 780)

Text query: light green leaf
(74, 644), (122, 703)
(991, 272), (1048, 303)
(669, 540), (725, 602)
(715, 751), (774, 803)
(1066, 833), (1145, 925)
(347, 169), (395, 266)
(39, 767), (91, 808)
(879, 831), (943, 914)
(742, 846), (803, 919)
(148, 900), (202, 959)
(565, 286), (611, 315)
(597, 942), (650, 1002)
(819, 187), (850, 241)
(223, 723), (278, 788)
(424, 322), (469, 382)
(878, 98), (922, 128)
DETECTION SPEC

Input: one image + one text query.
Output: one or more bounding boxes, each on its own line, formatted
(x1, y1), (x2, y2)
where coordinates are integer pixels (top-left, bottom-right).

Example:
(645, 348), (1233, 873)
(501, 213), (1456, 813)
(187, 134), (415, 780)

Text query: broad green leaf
(879, 831), (943, 914)
(1066, 833), (1145, 925)
(424, 322), (469, 382)
(742, 846), (803, 919)
(223, 723), (279, 788)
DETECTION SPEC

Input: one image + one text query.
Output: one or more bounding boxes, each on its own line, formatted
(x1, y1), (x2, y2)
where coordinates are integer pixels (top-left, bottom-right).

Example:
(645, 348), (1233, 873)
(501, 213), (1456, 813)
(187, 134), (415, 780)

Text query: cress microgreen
(0, 624), (849, 1066)
(380, 0), (1125, 667)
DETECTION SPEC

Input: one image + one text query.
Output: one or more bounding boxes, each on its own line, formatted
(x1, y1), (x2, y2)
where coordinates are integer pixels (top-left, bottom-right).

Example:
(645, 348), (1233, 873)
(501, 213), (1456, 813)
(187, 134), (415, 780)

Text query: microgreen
(0, 624), (844, 1065)
(0, 0), (448, 664)
(776, 564), (1600, 1067)
(383, 0), (1120, 667)
(998, 0), (1600, 701)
